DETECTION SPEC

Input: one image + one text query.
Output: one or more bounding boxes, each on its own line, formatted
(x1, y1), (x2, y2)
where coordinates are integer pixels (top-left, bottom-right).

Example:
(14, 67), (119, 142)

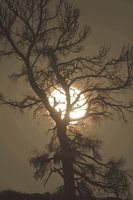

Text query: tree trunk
(57, 123), (76, 200)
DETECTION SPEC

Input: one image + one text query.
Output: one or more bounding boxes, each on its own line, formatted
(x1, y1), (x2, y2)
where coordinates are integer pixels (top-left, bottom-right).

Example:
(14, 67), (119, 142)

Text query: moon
(49, 87), (87, 120)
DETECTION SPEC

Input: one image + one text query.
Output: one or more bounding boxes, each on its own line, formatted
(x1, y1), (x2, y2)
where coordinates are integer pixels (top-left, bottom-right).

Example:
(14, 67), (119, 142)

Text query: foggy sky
(0, 0), (133, 193)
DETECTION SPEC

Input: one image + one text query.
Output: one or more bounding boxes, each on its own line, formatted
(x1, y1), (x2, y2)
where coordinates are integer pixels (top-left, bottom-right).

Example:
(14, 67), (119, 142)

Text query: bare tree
(0, 0), (133, 200)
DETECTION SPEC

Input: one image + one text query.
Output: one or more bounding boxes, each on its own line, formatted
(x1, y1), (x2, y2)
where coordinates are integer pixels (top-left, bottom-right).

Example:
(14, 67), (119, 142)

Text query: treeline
(0, 190), (119, 200)
(0, 190), (52, 200)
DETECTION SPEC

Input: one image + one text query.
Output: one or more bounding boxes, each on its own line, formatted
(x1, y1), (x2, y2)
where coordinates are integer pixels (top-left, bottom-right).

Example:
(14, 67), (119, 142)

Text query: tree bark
(57, 123), (76, 200)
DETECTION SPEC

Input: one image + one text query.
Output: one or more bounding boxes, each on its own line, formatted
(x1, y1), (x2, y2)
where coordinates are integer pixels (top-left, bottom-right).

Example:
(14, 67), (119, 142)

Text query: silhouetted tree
(30, 133), (132, 200)
(0, 1), (133, 200)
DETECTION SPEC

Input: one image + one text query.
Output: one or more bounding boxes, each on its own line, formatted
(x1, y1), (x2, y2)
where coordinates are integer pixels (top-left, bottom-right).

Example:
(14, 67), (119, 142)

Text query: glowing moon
(49, 87), (87, 120)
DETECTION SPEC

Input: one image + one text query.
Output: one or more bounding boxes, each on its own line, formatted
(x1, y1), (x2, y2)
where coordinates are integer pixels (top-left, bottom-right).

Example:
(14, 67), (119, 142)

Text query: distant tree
(0, 0), (133, 200)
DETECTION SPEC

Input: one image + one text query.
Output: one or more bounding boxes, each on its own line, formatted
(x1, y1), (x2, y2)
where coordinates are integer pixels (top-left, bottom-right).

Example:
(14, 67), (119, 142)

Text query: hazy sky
(0, 0), (133, 194)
